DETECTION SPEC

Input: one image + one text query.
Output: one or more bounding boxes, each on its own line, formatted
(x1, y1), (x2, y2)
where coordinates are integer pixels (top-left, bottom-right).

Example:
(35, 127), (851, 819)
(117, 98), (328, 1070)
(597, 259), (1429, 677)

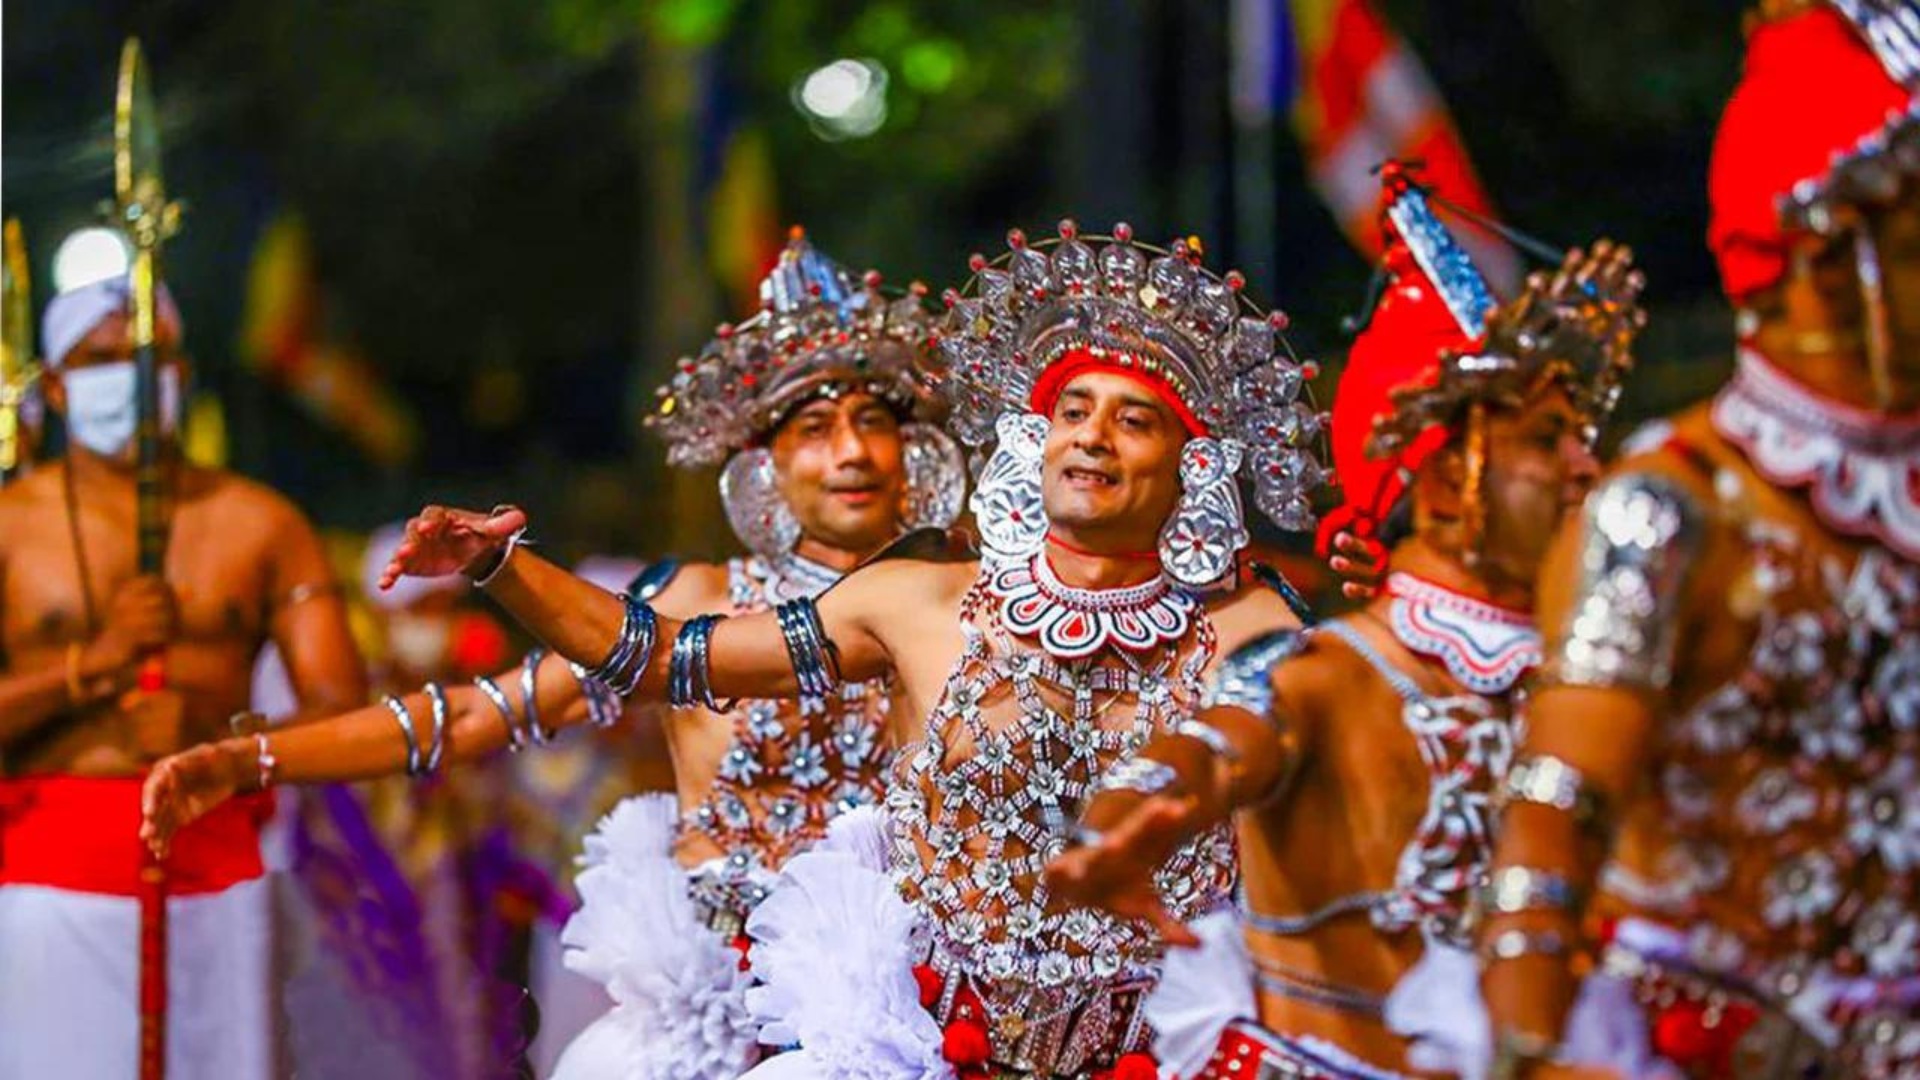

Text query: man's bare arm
(1044, 630), (1315, 943)
(382, 505), (896, 702)
(141, 649), (596, 855)
(1479, 469), (1706, 1062)
(264, 496), (368, 721)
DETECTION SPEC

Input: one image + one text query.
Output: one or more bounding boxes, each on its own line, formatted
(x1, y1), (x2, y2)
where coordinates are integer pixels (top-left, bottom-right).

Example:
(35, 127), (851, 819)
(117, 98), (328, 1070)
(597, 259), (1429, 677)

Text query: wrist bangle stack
(1500, 753), (1609, 831)
(667, 614), (729, 711)
(775, 599), (840, 698)
(588, 595), (659, 697)
(569, 663), (622, 729)
(1479, 927), (1571, 964)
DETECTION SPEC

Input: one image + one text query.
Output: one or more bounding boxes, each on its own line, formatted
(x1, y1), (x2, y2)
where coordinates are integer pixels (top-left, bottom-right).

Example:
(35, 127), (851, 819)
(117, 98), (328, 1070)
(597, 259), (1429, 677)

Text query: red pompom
(450, 611), (511, 677)
(1113, 1051), (1158, 1080)
(912, 964), (944, 1009)
(728, 934), (753, 972)
(941, 1019), (992, 1067)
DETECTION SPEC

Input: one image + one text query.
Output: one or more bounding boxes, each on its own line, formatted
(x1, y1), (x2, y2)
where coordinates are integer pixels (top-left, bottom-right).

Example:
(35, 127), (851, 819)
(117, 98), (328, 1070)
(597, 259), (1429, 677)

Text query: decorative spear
(113, 37), (183, 1080)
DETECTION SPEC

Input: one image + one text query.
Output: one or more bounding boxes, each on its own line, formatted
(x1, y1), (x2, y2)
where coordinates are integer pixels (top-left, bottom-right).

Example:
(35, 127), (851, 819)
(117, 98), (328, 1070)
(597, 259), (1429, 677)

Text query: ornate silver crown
(647, 228), (941, 468)
(927, 219), (1326, 531)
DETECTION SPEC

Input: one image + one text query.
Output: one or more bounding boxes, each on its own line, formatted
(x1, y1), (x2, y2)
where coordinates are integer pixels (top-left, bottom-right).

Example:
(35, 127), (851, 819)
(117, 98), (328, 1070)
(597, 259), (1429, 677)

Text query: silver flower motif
(1873, 635), (1920, 733)
(1847, 758), (1920, 873)
(782, 732), (830, 789)
(1792, 683), (1868, 762)
(1735, 768), (1818, 835)
(1679, 685), (1759, 755)
(718, 745), (764, 785)
(1753, 612), (1829, 680)
(1761, 851), (1841, 928)
(1852, 896), (1920, 978)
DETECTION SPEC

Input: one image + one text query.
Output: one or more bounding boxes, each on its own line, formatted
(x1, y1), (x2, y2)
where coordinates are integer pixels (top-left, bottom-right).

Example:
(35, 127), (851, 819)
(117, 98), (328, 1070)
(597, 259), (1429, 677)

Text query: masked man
(1480, 3), (1920, 1076)
(1045, 175), (1655, 1079)
(0, 274), (366, 1078)
(142, 230), (968, 1078)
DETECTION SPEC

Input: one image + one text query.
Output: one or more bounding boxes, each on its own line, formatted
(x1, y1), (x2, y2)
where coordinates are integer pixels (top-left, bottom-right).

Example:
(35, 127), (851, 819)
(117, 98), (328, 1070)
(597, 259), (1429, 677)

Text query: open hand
(140, 741), (244, 860)
(378, 505), (527, 590)
(1043, 794), (1204, 948)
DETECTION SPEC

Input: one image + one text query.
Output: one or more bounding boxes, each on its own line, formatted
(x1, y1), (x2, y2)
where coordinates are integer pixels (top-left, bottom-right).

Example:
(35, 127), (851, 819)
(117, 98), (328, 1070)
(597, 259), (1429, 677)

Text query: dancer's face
(1425, 384), (1598, 595)
(1040, 370), (1187, 554)
(768, 391), (908, 557)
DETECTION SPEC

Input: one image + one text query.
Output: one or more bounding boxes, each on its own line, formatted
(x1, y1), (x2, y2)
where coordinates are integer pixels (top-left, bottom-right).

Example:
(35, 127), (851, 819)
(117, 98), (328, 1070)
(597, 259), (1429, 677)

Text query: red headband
(1027, 346), (1210, 437)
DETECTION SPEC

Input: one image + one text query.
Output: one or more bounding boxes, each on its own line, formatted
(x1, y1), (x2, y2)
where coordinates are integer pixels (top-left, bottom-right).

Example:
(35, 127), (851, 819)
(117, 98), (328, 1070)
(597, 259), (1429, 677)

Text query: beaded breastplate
(884, 558), (1238, 1071)
(1638, 418), (1920, 1072)
(1248, 619), (1517, 949)
(681, 554), (893, 921)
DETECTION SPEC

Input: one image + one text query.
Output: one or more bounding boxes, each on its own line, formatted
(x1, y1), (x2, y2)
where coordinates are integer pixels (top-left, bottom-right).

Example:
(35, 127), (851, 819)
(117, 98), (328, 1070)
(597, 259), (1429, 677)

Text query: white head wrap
(40, 275), (183, 369)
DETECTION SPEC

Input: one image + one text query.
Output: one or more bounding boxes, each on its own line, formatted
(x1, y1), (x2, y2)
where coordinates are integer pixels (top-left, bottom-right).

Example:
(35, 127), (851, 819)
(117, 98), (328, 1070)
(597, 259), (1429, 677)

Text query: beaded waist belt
(686, 863), (773, 939)
(921, 944), (1155, 1077)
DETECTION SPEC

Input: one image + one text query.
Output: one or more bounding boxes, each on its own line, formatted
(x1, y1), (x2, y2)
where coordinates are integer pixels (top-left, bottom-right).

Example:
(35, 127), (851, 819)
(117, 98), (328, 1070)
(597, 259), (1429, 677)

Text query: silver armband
(1501, 753), (1608, 829)
(569, 663), (622, 729)
(588, 595), (660, 697)
(1173, 718), (1240, 763)
(421, 682), (450, 775)
(775, 599), (841, 698)
(472, 673), (528, 751)
(1540, 473), (1701, 693)
(1200, 629), (1303, 717)
(1480, 927), (1571, 964)
(1480, 866), (1584, 916)
(383, 695), (424, 776)
(1098, 756), (1180, 796)
(667, 614), (729, 711)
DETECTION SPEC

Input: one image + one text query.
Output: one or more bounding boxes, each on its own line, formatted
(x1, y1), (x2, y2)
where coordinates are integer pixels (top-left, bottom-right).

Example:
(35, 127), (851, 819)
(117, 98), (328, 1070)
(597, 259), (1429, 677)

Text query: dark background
(2, 0), (1750, 560)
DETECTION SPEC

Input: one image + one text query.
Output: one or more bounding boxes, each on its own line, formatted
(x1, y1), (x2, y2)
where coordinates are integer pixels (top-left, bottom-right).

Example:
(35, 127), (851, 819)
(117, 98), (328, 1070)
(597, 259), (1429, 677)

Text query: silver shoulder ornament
(1541, 471), (1705, 693)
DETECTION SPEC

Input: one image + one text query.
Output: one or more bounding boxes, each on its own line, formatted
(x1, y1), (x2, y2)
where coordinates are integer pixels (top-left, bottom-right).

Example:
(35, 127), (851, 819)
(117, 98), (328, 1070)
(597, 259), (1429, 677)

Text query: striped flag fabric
(1233, 0), (1520, 290)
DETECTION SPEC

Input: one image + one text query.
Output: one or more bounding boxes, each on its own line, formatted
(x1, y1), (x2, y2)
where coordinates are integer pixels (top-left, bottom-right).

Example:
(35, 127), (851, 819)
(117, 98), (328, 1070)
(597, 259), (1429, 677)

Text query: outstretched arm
(1044, 630), (1313, 944)
(141, 648), (605, 857)
(379, 505), (895, 701)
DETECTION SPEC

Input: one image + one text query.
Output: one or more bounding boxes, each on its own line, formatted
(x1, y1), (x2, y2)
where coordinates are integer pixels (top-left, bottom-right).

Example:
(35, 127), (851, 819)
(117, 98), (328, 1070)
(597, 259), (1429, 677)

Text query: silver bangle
(1071, 825), (1107, 850)
(521, 648), (555, 746)
(1480, 866), (1583, 916)
(1480, 927), (1571, 964)
(569, 663), (621, 729)
(472, 673), (527, 751)
(589, 595), (659, 697)
(254, 732), (278, 791)
(467, 508), (535, 588)
(421, 682), (449, 774)
(1173, 718), (1240, 763)
(667, 614), (728, 710)
(1099, 756), (1180, 796)
(775, 599), (840, 699)
(383, 695), (424, 776)
(1501, 753), (1607, 828)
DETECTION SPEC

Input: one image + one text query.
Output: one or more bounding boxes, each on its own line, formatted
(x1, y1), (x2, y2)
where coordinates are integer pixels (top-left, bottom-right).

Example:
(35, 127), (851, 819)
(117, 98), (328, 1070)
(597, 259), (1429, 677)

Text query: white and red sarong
(0, 775), (275, 1079)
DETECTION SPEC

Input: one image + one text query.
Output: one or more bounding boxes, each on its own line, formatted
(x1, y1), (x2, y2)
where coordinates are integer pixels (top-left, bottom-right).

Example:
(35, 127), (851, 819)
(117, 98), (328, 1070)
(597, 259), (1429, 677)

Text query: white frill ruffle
(740, 807), (954, 1080)
(1385, 941), (1681, 1080)
(1143, 910), (1256, 1079)
(551, 794), (759, 1080)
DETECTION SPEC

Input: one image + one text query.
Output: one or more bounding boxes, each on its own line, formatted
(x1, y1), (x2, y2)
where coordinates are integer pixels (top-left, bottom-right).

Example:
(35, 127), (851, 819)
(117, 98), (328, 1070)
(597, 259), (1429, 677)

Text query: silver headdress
(928, 219), (1326, 585)
(646, 228), (965, 557)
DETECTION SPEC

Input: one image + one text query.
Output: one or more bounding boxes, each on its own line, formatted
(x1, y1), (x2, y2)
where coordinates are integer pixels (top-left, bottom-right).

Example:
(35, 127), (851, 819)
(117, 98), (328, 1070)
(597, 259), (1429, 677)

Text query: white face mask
(60, 362), (182, 461)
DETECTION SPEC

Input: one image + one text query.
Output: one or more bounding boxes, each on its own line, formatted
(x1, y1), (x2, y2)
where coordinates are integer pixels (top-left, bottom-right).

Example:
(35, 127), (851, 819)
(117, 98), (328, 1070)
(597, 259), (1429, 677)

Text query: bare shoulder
(1204, 579), (1303, 655)
(1266, 621), (1358, 715)
(841, 553), (978, 610)
(199, 469), (314, 531)
(0, 464), (60, 523)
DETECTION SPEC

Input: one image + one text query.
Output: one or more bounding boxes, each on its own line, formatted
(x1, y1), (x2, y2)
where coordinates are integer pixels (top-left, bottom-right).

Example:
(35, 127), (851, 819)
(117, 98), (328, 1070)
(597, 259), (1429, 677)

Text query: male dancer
(1480, 3), (1920, 1076)
(1044, 178), (1647, 1078)
(143, 230), (968, 1078)
(0, 275), (365, 1078)
(289, 220), (1328, 1078)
